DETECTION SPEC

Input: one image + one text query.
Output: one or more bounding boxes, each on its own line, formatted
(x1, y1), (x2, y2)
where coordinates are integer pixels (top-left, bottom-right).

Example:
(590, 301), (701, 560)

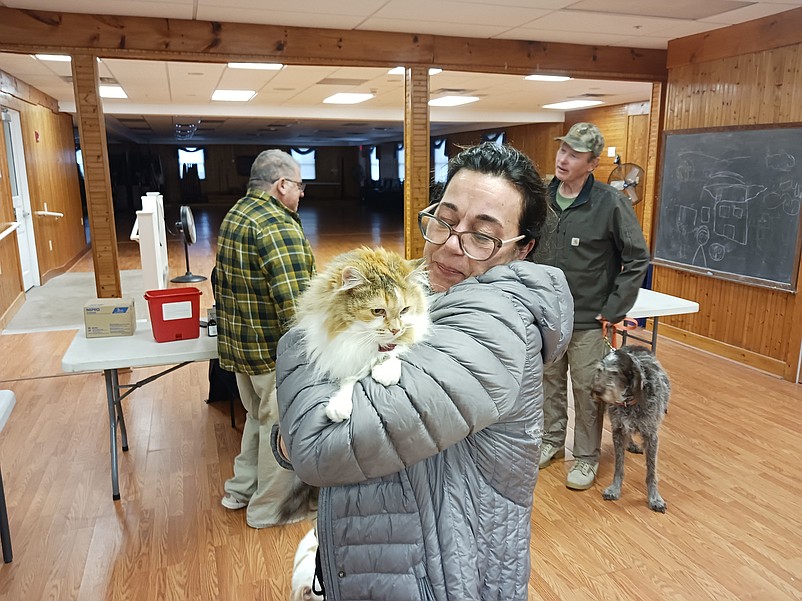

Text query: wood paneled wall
(658, 20), (802, 379)
(0, 69), (87, 328)
(22, 103), (87, 281)
(443, 122), (563, 181)
(505, 123), (564, 179)
(0, 116), (24, 329)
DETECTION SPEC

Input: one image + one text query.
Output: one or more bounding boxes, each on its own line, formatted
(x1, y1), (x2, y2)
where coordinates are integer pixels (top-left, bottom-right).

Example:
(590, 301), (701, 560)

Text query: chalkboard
(653, 125), (802, 291)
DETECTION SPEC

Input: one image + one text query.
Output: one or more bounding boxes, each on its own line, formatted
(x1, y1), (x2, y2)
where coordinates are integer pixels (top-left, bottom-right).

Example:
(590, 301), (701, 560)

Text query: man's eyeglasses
(417, 202), (525, 261)
(275, 177), (306, 192)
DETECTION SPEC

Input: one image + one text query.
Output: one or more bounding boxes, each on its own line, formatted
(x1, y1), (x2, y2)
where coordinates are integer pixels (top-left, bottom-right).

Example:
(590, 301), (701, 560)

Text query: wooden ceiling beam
(0, 7), (666, 82)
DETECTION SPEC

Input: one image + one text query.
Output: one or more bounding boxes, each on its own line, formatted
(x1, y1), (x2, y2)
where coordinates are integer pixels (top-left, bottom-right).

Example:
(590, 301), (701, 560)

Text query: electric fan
(607, 158), (645, 206)
(170, 205), (207, 283)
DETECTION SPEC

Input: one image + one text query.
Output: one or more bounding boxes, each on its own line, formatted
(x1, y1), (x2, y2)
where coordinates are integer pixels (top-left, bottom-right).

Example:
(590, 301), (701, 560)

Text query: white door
(2, 107), (38, 290)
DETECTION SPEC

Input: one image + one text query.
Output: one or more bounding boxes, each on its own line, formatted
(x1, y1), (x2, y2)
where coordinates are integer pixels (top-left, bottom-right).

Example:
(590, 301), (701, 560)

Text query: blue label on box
(112, 307), (129, 313)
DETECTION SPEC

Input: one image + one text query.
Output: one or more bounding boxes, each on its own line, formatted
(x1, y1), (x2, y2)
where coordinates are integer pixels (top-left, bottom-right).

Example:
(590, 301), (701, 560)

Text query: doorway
(2, 107), (38, 290)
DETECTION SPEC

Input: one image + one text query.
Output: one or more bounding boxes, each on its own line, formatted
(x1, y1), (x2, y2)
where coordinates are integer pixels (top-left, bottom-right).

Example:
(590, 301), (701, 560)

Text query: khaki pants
(224, 370), (305, 528)
(542, 328), (606, 463)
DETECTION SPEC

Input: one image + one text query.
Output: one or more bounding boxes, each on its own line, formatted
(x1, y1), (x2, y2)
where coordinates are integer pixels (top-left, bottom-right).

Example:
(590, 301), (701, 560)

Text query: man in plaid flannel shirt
(214, 149), (316, 528)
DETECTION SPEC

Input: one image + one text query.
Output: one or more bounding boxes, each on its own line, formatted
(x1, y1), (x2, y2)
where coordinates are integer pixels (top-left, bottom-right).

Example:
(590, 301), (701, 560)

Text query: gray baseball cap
(555, 122), (605, 157)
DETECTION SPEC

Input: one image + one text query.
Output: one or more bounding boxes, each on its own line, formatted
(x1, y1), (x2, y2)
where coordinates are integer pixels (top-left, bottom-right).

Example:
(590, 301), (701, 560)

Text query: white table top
(0, 390), (15, 433)
(626, 288), (699, 320)
(62, 319), (219, 373)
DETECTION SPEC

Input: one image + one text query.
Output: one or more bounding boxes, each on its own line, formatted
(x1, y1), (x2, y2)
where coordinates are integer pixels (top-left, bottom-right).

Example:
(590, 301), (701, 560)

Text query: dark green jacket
(535, 174), (649, 329)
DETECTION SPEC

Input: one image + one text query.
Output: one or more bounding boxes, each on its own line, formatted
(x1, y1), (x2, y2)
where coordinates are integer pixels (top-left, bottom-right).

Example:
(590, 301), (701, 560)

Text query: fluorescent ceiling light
(428, 95), (480, 107)
(212, 89), (256, 101)
(34, 54), (71, 62)
(99, 85), (127, 99)
(543, 99), (603, 110)
(525, 74), (572, 82)
(323, 93), (374, 104)
(227, 62), (284, 70)
(388, 67), (443, 75)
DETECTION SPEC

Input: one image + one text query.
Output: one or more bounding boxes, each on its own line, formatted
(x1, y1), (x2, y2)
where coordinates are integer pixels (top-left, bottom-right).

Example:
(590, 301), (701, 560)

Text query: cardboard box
(83, 298), (137, 339)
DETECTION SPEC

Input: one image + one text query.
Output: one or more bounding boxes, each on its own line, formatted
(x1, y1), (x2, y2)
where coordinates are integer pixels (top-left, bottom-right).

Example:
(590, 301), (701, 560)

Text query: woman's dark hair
(444, 142), (548, 258)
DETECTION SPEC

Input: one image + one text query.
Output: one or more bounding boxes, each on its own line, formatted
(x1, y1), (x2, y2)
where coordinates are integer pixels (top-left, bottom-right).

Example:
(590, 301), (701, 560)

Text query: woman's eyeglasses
(417, 202), (524, 261)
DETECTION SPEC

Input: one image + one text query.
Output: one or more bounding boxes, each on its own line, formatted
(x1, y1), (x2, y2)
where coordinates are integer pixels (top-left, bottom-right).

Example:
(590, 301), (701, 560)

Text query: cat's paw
(371, 356), (401, 386)
(325, 389), (353, 422)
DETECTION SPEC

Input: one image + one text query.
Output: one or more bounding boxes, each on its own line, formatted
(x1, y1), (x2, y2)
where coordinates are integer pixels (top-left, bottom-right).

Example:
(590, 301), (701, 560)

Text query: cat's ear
(406, 258), (429, 288)
(339, 266), (367, 291)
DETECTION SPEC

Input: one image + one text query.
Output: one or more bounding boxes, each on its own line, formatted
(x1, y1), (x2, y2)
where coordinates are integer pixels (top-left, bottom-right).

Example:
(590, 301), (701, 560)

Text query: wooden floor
(0, 200), (801, 601)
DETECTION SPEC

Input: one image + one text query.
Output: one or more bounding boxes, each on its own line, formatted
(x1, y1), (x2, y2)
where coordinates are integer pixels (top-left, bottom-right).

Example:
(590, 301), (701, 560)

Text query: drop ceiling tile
(196, 7), (365, 29)
(698, 2), (799, 24)
(358, 17), (511, 39)
(372, 0), (550, 26)
(494, 27), (642, 47)
(3, 0), (195, 19)
(567, 0), (754, 20)
(198, 0), (384, 15)
(522, 10), (705, 37)
(468, 0), (574, 7)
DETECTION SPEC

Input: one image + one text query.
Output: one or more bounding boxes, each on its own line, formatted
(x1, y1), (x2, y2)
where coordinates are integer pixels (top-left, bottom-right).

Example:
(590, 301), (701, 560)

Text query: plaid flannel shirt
(214, 188), (316, 374)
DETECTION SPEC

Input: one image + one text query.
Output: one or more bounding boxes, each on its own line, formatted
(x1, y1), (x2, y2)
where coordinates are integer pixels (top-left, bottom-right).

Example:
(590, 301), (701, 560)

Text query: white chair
(0, 390), (15, 563)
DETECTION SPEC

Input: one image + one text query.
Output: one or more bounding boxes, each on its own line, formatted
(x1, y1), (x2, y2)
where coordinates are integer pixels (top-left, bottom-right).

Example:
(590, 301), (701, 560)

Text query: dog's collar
(615, 395), (639, 407)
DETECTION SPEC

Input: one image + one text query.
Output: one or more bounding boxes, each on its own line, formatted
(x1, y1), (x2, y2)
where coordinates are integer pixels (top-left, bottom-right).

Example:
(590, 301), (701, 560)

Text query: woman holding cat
(275, 142), (574, 601)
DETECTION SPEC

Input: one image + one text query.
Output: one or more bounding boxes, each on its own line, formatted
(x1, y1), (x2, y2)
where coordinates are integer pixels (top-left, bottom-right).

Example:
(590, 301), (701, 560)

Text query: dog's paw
(648, 495), (667, 513)
(602, 485), (621, 501)
(371, 356), (401, 386)
(627, 442), (643, 454)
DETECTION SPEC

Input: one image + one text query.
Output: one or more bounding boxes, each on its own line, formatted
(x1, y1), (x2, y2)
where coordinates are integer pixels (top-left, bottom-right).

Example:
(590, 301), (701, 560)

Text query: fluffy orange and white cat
(293, 246), (431, 422)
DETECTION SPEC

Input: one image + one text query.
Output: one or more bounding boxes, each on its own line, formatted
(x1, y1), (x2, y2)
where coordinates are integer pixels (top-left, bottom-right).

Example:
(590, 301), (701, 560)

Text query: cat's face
(346, 285), (426, 348)
(320, 247), (429, 349)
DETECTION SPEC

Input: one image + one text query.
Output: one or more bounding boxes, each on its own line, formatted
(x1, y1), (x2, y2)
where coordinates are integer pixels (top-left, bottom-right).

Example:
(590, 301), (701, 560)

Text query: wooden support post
(71, 54), (121, 298)
(403, 66), (430, 261)
(643, 81), (666, 249)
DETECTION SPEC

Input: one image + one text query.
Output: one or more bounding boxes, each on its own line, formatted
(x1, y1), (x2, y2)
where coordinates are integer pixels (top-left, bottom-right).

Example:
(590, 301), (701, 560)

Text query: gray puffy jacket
(276, 261), (573, 601)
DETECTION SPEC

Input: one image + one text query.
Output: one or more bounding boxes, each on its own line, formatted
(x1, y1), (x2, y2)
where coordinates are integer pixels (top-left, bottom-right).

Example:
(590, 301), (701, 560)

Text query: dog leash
(601, 318), (640, 350)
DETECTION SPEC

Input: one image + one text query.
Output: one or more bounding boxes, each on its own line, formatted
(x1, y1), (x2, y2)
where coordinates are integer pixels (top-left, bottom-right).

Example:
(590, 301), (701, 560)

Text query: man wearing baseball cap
(534, 122), (650, 490)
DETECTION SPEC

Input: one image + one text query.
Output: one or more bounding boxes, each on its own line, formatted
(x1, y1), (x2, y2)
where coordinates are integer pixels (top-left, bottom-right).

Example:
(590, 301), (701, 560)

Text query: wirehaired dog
(590, 344), (670, 512)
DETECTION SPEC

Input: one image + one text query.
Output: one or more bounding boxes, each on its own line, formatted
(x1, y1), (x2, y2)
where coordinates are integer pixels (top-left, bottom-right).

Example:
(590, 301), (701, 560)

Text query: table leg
(0, 466), (11, 563)
(104, 369), (122, 501)
(111, 369), (129, 452)
(651, 317), (659, 352)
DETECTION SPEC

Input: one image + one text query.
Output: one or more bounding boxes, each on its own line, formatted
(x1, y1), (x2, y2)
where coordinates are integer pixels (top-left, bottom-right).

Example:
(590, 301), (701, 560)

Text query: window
(75, 148), (84, 179)
(482, 131), (506, 147)
(397, 144), (405, 181)
(291, 148), (317, 180)
(433, 139), (448, 183)
(178, 147), (206, 180)
(369, 147), (380, 181)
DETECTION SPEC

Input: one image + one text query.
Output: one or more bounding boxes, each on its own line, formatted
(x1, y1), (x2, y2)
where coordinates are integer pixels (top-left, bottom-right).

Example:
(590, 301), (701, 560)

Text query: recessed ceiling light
(99, 85), (127, 99)
(34, 54), (71, 62)
(525, 74), (572, 82)
(388, 66), (443, 76)
(227, 62), (284, 70)
(428, 95), (480, 107)
(323, 93), (374, 105)
(543, 100), (603, 110)
(212, 89), (256, 101)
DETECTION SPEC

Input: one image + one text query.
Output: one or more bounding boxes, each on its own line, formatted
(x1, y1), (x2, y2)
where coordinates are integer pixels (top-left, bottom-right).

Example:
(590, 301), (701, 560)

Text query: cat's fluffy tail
(278, 476), (320, 524)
